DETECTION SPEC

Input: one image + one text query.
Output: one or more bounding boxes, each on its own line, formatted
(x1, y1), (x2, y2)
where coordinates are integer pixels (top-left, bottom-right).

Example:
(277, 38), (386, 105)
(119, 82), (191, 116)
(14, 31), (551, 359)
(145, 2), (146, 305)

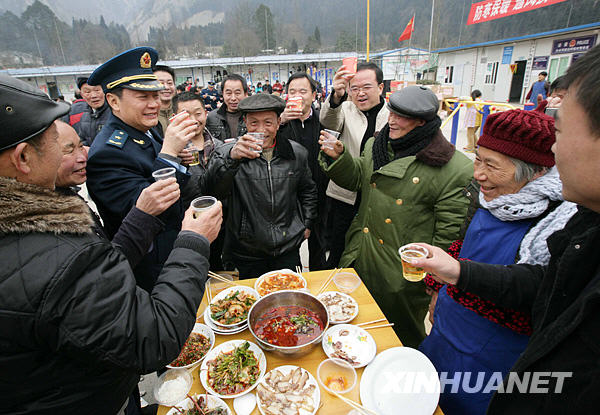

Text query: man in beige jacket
(320, 61), (389, 267)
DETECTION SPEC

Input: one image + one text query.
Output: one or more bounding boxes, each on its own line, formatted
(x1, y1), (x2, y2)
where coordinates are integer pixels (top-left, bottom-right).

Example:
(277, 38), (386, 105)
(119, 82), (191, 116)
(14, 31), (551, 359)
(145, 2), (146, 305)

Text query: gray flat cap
(387, 86), (439, 121)
(239, 93), (286, 115)
(0, 73), (70, 151)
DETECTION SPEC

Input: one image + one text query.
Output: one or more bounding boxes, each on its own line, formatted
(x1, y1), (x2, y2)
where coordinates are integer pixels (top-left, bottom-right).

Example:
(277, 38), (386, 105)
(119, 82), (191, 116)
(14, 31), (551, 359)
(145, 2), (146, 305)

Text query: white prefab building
(434, 22), (599, 103)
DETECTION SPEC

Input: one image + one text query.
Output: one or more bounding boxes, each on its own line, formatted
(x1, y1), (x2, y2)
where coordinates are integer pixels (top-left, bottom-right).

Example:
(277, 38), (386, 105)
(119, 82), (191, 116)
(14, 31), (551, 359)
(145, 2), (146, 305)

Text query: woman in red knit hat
(419, 108), (578, 415)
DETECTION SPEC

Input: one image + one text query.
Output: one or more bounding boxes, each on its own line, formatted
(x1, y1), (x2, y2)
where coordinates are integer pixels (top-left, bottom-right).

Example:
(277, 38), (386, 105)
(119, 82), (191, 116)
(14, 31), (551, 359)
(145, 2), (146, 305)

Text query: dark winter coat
(206, 104), (247, 141)
(0, 177), (209, 415)
(458, 206), (600, 414)
(73, 101), (111, 146)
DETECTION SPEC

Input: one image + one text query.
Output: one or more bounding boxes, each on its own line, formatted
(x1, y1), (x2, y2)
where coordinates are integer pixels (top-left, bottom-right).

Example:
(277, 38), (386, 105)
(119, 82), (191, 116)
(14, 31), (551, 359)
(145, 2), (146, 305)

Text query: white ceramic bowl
(200, 340), (267, 399)
(254, 269), (307, 297)
(208, 285), (259, 328)
(166, 323), (215, 370)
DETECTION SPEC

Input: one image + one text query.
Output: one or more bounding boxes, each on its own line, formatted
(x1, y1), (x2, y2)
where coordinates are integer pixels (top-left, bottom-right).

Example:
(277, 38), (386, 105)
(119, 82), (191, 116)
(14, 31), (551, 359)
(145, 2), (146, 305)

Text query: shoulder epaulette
(106, 130), (129, 148)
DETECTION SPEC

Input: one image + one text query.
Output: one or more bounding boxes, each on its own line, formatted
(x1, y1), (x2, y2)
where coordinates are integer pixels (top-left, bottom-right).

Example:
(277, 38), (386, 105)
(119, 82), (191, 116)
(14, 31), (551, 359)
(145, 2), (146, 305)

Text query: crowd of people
(1, 43), (599, 415)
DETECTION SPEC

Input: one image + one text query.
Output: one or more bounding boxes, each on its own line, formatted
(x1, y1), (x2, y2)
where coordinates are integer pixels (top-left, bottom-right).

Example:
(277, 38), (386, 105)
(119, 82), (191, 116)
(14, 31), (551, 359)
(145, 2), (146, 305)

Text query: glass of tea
(191, 196), (217, 218)
(398, 244), (429, 282)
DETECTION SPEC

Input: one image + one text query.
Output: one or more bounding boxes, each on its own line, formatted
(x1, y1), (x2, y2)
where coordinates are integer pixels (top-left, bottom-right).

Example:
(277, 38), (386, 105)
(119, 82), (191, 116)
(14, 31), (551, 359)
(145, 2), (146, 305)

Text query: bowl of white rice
(153, 368), (193, 407)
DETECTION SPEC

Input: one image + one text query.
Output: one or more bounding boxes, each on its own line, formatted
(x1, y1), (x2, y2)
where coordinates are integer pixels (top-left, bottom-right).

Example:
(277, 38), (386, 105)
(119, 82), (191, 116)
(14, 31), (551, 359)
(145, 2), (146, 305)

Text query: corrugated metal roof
(0, 52), (366, 78)
(434, 22), (600, 54)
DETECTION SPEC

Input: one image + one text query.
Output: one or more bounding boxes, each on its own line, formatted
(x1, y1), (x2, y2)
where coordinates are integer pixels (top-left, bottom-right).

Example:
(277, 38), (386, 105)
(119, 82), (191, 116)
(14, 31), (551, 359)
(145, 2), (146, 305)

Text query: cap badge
(140, 52), (151, 69)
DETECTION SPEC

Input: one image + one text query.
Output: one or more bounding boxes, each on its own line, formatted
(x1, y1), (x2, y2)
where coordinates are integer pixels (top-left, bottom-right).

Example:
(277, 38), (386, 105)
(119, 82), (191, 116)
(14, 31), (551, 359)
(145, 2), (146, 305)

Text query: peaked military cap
(87, 47), (164, 93)
(0, 73), (70, 151)
(238, 93), (286, 115)
(387, 86), (439, 121)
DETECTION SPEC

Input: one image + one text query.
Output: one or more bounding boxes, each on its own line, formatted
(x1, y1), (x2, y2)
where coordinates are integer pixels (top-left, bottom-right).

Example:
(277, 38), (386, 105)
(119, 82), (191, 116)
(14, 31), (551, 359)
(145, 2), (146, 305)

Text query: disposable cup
(152, 167), (176, 181)
(342, 57), (358, 77)
(323, 129), (340, 150)
(247, 132), (265, 153)
(191, 196), (217, 218)
(398, 244), (429, 282)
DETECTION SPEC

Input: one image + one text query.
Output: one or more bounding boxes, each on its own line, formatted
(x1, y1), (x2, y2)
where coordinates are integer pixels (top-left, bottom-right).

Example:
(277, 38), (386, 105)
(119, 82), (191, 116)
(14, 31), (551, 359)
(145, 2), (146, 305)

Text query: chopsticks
(207, 271), (237, 286)
(315, 268), (340, 296)
(332, 391), (378, 415)
(296, 265), (303, 274)
(356, 318), (394, 330)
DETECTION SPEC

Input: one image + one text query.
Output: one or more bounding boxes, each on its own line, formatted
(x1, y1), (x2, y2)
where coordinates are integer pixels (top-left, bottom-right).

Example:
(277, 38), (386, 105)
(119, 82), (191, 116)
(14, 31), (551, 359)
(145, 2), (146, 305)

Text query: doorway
(508, 60), (526, 103)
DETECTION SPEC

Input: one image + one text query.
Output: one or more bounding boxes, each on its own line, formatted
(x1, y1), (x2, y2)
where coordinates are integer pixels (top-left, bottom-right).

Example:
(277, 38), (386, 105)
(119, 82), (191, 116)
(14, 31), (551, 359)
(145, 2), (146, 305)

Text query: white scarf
(478, 167), (577, 265)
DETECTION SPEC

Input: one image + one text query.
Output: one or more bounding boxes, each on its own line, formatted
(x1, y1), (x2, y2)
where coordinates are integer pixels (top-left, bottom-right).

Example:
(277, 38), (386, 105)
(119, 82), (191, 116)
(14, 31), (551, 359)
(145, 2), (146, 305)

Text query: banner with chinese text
(467, 0), (568, 25)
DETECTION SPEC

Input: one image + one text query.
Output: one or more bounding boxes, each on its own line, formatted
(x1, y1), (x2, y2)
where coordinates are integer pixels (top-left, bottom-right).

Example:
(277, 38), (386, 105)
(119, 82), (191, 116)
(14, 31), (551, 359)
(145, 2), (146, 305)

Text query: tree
(289, 38), (298, 54)
(253, 3), (276, 51)
(313, 26), (321, 48)
(335, 30), (356, 52)
(222, 2), (261, 57)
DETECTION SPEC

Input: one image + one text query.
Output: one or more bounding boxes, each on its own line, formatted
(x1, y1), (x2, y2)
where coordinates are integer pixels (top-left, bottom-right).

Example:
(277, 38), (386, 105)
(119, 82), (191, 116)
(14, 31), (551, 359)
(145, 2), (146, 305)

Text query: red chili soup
(253, 305), (324, 347)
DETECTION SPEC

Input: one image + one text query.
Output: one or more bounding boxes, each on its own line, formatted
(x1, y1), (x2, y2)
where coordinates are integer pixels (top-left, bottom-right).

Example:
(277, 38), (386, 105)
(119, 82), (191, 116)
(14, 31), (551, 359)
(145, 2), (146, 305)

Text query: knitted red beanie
(478, 109), (556, 167)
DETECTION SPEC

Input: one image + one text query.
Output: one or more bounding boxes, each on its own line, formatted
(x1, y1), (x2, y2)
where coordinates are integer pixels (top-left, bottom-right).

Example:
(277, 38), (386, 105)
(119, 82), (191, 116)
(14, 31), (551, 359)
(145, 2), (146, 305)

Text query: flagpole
(428, 0), (435, 53)
(366, 0), (370, 61)
(404, 13), (414, 83)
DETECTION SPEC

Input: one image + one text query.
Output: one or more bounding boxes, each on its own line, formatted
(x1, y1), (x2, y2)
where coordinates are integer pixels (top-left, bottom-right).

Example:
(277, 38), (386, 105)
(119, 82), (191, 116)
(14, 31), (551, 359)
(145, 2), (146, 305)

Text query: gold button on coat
(378, 239), (384, 244)
(412, 177), (420, 184)
(396, 199), (403, 205)
(371, 182), (377, 188)
(385, 218), (392, 224)
(363, 227), (369, 233)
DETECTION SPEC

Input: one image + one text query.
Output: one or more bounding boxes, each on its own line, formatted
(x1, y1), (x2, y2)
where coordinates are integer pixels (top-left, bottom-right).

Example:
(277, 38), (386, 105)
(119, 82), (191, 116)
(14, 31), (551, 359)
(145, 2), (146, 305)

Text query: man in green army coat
(319, 86), (473, 347)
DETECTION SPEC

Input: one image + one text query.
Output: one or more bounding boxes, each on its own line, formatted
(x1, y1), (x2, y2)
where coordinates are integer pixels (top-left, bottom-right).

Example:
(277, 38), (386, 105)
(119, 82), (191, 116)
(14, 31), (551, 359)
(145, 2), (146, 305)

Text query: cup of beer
(191, 196), (217, 218)
(152, 167), (176, 181)
(322, 129), (340, 150)
(247, 132), (265, 153)
(398, 244), (429, 282)
(185, 142), (200, 166)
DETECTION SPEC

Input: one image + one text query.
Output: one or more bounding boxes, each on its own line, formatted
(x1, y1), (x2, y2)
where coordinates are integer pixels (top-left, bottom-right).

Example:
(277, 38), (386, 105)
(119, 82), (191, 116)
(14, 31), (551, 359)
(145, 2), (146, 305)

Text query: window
(485, 62), (499, 84)
(548, 56), (570, 82)
(444, 66), (454, 83)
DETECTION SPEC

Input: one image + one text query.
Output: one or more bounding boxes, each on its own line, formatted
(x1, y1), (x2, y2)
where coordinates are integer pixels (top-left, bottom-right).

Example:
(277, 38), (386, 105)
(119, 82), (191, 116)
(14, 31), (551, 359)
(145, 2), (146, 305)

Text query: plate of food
(166, 393), (231, 415)
(166, 323), (215, 370)
(203, 307), (247, 335)
(209, 286), (258, 328)
(200, 340), (267, 399)
(360, 347), (440, 415)
(322, 324), (376, 368)
(256, 365), (320, 415)
(255, 269), (307, 297)
(317, 291), (359, 324)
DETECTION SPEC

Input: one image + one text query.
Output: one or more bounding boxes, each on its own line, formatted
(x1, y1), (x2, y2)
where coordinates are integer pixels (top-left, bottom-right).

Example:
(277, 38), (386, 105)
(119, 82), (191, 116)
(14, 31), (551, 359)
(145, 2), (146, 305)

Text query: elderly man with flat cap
(0, 73), (222, 414)
(86, 47), (200, 291)
(319, 86), (473, 347)
(203, 93), (318, 278)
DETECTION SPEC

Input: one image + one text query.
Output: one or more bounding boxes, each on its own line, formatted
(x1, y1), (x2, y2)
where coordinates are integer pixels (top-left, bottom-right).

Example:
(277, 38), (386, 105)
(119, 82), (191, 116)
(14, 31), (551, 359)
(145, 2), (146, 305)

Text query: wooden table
(157, 268), (442, 415)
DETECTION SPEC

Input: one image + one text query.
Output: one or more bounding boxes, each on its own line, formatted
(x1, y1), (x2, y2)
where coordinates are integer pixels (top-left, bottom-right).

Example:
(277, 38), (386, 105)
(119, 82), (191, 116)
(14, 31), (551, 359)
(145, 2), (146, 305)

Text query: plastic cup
(247, 132), (265, 153)
(398, 244), (430, 282)
(342, 57), (358, 77)
(333, 272), (361, 293)
(323, 129), (340, 150)
(317, 358), (357, 395)
(191, 196), (217, 218)
(152, 167), (176, 181)
(186, 142), (201, 166)
(287, 96), (303, 111)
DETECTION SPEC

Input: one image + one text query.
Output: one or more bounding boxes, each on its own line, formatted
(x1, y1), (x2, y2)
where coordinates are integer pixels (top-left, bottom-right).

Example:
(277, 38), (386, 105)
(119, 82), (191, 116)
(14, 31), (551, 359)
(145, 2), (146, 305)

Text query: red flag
(398, 16), (414, 42)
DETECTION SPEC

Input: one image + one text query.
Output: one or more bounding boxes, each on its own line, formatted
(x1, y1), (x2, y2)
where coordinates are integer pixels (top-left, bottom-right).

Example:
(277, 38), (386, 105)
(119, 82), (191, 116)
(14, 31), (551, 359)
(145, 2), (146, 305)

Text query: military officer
(86, 47), (199, 292)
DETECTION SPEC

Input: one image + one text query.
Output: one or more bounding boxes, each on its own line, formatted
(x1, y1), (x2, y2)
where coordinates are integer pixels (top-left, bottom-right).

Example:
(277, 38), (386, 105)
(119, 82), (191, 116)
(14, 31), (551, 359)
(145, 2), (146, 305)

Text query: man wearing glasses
(320, 62), (389, 268)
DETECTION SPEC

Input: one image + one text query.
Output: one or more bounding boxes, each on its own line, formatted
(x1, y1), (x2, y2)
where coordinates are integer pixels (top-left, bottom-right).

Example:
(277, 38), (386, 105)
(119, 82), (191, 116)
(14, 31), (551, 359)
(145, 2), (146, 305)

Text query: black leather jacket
(204, 134), (318, 259)
(206, 104), (247, 141)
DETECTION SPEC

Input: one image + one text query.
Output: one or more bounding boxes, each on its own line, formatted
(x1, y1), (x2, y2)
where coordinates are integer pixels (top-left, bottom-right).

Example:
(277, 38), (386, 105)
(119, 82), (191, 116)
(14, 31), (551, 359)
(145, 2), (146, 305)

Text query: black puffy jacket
(73, 101), (111, 146)
(0, 177), (209, 415)
(206, 104), (247, 141)
(203, 134), (317, 259)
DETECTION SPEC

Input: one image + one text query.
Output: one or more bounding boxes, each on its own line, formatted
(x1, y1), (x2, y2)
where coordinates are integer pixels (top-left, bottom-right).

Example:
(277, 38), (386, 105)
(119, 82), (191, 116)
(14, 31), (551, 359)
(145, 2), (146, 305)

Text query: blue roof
(433, 22), (600, 54)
